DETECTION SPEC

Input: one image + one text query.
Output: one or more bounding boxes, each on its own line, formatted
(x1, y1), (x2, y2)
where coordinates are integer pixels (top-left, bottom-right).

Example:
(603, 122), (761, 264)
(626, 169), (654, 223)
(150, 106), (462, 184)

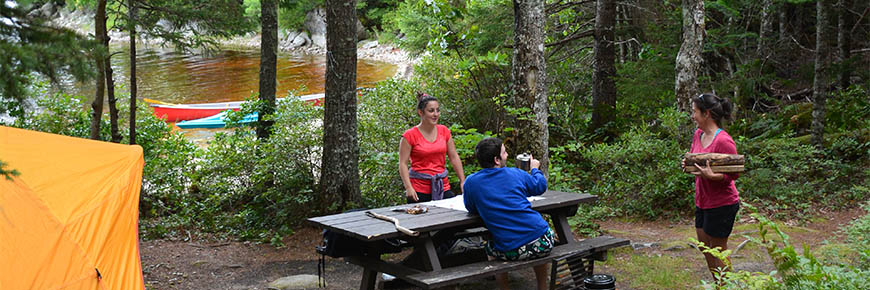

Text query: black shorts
(695, 203), (740, 238)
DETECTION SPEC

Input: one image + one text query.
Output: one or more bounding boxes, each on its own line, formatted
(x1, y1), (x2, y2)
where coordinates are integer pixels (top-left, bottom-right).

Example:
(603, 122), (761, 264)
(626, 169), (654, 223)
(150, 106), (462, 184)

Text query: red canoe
(149, 94), (324, 122)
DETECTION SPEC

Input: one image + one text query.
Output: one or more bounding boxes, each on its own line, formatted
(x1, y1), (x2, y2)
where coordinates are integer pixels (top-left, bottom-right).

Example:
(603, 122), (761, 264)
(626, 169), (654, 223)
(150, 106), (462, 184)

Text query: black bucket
(583, 274), (615, 289)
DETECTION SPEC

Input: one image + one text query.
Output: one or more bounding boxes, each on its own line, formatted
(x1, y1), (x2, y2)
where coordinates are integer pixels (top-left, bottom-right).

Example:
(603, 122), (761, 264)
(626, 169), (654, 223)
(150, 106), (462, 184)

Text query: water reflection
(69, 48), (397, 104)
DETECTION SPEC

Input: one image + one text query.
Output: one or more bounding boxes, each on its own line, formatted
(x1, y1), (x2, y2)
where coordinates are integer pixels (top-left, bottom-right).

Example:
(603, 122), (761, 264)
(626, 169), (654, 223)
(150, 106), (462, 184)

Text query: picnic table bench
(307, 190), (630, 290)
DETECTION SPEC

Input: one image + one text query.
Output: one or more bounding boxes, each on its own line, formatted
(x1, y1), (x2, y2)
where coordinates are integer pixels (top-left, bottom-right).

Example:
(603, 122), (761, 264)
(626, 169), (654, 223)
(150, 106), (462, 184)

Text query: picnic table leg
(417, 233), (442, 271)
(551, 210), (575, 245)
(360, 267), (378, 290)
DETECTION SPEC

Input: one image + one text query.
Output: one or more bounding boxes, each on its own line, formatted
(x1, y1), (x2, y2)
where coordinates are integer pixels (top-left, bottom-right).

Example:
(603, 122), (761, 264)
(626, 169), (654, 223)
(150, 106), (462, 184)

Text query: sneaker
(381, 273), (395, 282)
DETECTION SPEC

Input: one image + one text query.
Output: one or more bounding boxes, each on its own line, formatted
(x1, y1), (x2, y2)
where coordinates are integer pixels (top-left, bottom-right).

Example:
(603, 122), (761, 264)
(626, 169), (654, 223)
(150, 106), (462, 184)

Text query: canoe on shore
(175, 111), (258, 129)
(149, 93), (324, 122)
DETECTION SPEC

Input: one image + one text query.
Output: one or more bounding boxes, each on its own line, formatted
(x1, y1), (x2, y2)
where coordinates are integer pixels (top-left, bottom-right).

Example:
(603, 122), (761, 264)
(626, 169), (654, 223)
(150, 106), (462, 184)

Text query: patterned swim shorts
(486, 228), (555, 261)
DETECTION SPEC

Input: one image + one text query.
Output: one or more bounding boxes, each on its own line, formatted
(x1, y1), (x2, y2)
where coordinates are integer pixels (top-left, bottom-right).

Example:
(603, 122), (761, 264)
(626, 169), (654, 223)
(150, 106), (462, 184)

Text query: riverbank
(45, 5), (417, 80)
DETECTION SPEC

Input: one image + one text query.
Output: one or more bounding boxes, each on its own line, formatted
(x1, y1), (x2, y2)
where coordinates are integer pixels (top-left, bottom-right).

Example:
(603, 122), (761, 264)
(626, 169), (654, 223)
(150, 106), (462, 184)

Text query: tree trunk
(107, 43), (120, 143)
(675, 0), (705, 113)
(129, 0), (137, 145)
(812, 0), (836, 149)
(779, 2), (789, 43)
(320, 0), (360, 210)
(90, 0), (107, 140)
(837, 0), (853, 89)
(759, 0), (775, 58)
(511, 0), (549, 175)
(257, 0), (278, 139)
(591, 0), (617, 138)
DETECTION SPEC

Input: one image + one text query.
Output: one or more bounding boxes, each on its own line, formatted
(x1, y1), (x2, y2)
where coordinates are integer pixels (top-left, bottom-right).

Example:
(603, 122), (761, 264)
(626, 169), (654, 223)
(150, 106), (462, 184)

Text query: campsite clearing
(139, 206), (866, 290)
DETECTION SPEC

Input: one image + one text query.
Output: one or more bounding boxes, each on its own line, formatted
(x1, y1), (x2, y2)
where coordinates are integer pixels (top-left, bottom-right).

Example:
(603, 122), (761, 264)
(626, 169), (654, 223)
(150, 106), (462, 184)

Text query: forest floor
(139, 206), (867, 290)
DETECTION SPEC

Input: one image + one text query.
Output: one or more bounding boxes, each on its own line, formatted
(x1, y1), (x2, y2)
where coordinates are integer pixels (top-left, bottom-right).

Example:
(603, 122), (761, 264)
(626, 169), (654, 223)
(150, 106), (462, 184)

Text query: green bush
(568, 107), (695, 219)
(739, 136), (869, 217)
(707, 204), (870, 289)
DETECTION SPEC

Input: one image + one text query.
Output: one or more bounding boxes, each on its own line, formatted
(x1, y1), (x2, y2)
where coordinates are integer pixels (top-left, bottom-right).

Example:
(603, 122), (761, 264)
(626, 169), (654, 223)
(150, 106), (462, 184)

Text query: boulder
(290, 31), (310, 48)
(279, 29), (299, 43)
(360, 40), (379, 50)
(304, 7), (369, 48)
(304, 8), (327, 48)
(266, 275), (322, 290)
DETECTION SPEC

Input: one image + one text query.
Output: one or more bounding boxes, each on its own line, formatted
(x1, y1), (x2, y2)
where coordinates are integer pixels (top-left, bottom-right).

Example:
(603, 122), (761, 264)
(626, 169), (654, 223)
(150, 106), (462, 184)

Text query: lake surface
(68, 48), (398, 104)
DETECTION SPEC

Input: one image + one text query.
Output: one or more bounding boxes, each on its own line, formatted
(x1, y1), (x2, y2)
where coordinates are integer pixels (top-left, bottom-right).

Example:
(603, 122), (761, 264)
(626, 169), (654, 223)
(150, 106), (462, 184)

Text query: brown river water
(70, 48), (397, 104)
(65, 48), (396, 143)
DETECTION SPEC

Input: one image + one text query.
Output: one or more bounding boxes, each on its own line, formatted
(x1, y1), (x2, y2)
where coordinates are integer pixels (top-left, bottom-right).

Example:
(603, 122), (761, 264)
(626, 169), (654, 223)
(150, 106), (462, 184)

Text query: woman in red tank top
(398, 93), (466, 203)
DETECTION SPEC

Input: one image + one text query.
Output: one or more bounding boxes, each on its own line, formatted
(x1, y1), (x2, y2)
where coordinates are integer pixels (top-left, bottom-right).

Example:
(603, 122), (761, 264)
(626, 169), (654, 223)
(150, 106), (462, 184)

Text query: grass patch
(602, 251), (698, 289)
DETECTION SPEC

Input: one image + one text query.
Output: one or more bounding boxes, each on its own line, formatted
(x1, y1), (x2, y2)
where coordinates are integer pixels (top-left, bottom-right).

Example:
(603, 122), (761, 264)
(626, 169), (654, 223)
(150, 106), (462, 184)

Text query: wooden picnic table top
(307, 190), (596, 242)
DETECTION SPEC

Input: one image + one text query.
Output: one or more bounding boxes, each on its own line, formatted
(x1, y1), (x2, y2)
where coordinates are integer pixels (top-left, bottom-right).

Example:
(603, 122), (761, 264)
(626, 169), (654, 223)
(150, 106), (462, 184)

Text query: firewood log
(684, 165), (745, 173)
(684, 153), (745, 167)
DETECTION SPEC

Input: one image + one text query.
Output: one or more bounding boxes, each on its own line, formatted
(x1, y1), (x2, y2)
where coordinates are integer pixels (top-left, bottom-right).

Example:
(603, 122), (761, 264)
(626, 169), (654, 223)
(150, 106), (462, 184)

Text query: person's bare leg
(533, 264), (550, 290)
(495, 272), (510, 290)
(696, 228), (729, 277)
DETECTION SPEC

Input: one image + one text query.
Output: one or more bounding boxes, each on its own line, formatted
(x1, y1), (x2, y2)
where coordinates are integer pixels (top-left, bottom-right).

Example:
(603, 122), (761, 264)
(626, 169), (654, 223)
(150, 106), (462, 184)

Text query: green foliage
(739, 136), (869, 217)
(188, 94), (322, 241)
(0, 159), (20, 181)
(122, 0), (256, 51)
(704, 203), (870, 289)
(385, 0), (512, 55)
(0, 4), (98, 117)
(568, 108), (695, 219)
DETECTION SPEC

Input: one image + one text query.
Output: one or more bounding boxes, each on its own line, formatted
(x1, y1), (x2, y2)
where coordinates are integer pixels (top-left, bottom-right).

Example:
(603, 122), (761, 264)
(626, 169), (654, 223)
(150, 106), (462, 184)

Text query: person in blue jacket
(463, 137), (552, 290)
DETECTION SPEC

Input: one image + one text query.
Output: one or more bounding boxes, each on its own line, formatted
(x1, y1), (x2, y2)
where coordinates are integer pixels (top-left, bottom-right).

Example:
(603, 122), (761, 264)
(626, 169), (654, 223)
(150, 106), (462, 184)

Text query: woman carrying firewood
(682, 93), (740, 279)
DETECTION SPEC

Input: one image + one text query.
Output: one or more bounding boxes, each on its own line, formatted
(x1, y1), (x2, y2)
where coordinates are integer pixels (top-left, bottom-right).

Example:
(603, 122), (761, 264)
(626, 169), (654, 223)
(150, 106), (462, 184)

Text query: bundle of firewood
(683, 153), (745, 174)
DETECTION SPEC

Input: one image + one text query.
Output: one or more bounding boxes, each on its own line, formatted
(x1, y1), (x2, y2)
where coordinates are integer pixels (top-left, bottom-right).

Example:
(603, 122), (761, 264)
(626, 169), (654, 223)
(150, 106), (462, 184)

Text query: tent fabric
(1, 126), (145, 290)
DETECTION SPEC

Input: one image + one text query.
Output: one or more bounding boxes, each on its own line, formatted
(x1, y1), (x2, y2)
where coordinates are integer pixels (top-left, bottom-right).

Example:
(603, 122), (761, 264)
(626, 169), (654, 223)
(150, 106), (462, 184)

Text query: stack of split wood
(683, 153), (745, 174)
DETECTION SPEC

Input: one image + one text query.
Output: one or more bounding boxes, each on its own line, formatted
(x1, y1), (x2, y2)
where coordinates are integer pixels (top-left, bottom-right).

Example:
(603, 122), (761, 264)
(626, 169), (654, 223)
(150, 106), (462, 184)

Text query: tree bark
(257, 0), (278, 139)
(684, 153), (745, 166)
(759, 0), (775, 57)
(107, 41), (120, 143)
(812, 0), (836, 149)
(675, 0), (704, 113)
(320, 0), (360, 210)
(90, 0), (107, 140)
(837, 0), (853, 89)
(129, 0), (137, 145)
(511, 0), (549, 175)
(591, 0), (617, 138)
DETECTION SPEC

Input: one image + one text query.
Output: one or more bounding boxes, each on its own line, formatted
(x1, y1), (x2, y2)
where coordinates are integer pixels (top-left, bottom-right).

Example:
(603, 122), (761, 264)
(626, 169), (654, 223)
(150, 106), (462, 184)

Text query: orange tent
(0, 126), (145, 290)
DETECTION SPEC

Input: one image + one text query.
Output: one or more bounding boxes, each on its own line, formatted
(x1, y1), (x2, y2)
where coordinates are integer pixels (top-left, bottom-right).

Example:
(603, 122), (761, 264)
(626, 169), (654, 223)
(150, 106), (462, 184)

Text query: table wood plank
(307, 191), (596, 241)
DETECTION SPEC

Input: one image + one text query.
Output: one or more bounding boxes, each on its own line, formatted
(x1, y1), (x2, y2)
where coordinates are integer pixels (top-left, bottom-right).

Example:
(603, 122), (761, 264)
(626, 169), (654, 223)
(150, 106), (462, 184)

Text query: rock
(279, 29), (299, 42)
(356, 18), (368, 40)
(304, 8), (327, 48)
(304, 7), (368, 47)
(360, 40), (379, 50)
(631, 242), (660, 250)
(290, 31), (310, 48)
(267, 275), (322, 290)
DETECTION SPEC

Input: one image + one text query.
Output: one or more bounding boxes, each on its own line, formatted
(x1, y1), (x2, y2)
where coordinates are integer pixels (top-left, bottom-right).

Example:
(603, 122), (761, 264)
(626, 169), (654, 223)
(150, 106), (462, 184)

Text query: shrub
(703, 203), (870, 289)
(569, 107), (695, 219)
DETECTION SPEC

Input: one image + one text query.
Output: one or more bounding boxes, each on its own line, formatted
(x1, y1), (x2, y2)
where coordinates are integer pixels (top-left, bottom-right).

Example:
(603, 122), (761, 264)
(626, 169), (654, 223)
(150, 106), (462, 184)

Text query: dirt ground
(140, 206), (867, 290)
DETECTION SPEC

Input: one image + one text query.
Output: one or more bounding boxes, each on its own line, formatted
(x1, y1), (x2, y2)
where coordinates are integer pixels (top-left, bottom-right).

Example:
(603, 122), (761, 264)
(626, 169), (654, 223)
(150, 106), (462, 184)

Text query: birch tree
(511, 0), (549, 175)
(675, 0), (705, 113)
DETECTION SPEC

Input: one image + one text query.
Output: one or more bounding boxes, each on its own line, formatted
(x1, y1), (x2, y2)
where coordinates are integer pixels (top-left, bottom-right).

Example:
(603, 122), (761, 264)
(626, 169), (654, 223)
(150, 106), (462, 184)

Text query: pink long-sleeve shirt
(690, 128), (740, 209)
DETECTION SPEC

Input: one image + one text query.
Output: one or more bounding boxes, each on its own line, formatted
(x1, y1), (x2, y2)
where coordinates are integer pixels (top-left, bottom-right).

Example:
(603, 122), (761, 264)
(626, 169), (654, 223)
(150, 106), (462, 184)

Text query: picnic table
(307, 190), (623, 289)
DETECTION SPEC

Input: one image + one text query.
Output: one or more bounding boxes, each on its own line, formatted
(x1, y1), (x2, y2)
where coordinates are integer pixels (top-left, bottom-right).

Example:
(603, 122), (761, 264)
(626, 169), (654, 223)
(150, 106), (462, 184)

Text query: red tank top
(402, 125), (451, 194)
